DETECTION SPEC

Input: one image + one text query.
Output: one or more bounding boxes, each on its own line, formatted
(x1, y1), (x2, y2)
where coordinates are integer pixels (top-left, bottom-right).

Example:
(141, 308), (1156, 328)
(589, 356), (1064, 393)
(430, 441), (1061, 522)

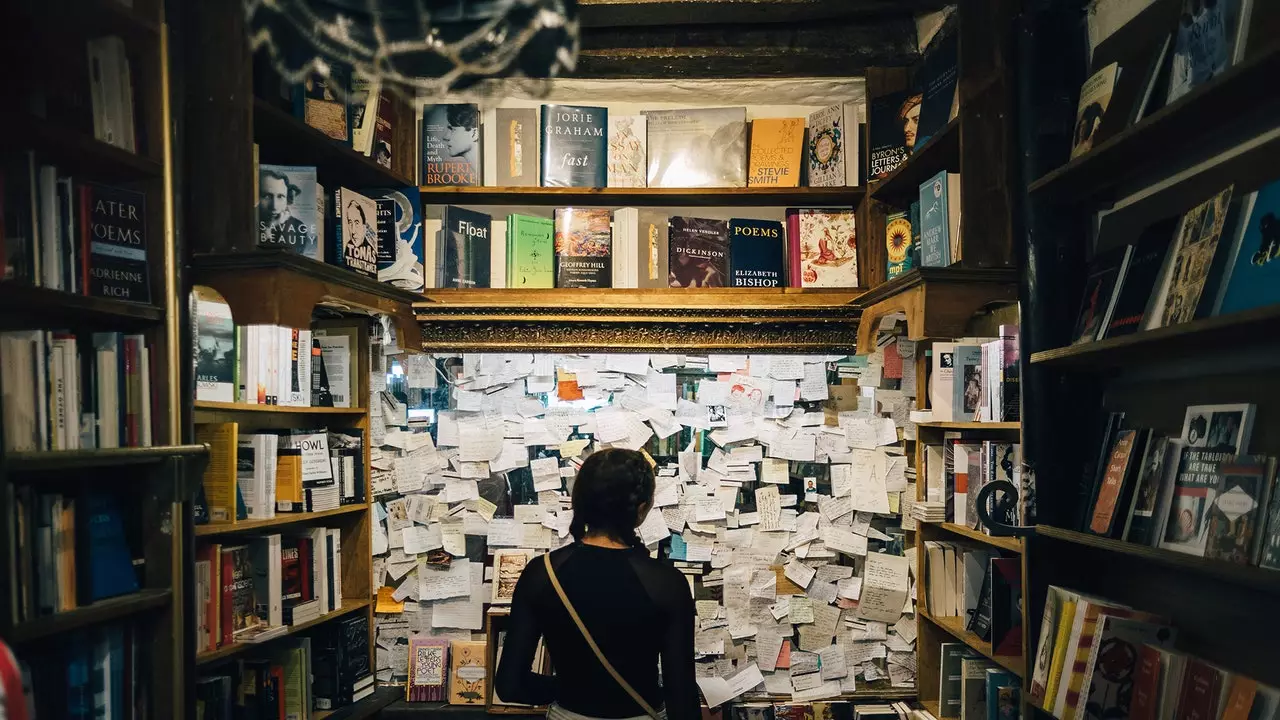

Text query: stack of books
(912, 501), (946, 523)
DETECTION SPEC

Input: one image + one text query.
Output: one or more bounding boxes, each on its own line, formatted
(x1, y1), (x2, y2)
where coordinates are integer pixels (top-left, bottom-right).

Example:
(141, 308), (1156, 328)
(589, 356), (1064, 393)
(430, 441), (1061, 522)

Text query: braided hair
(569, 448), (656, 551)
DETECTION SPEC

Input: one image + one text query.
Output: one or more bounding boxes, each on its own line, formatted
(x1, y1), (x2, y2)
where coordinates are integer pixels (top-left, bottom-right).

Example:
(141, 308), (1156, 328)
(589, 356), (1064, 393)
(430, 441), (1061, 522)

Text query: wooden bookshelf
(1028, 43), (1280, 205)
(193, 400), (368, 415)
(915, 421), (1021, 431)
(315, 687), (402, 720)
(854, 267), (1019, 349)
(0, 111), (165, 181)
(919, 612), (1024, 677)
(0, 283), (164, 330)
(193, 504), (368, 537)
(253, 99), (413, 188)
(922, 521), (1023, 554)
(419, 185), (864, 207)
(6, 589), (172, 644)
(194, 599), (373, 666)
(868, 117), (960, 208)
(6, 444), (209, 471)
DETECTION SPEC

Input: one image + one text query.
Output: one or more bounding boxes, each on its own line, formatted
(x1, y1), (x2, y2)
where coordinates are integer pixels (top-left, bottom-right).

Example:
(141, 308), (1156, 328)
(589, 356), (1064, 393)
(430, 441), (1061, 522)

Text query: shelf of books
(195, 599), (373, 666)
(919, 612), (1023, 678)
(5, 588), (173, 644)
(1019, 1), (1280, 715)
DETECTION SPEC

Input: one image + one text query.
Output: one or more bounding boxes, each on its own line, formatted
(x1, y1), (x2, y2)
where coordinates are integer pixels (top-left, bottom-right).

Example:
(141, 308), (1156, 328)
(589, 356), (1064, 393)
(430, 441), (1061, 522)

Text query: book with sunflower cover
(886, 210), (915, 280)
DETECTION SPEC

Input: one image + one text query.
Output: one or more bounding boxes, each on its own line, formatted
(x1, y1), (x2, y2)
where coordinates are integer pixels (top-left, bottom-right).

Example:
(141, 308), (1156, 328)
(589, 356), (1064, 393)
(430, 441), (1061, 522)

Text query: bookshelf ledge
(7, 589), (172, 644)
(194, 504), (367, 536)
(193, 401), (368, 415)
(253, 99), (413, 188)
(417, 185), (865, 207)
(1035, 525), (1280, 595)
(920, 611), (1024, 678)
(923, 521), (1023, 554)
(315, 686), (402, 720)
(915, 421), (1021, 431)
(0, 283), (164, 330)
(195, 599), (373, 666)
(7, 444), (209, 471)
(869, 117), (961, 207)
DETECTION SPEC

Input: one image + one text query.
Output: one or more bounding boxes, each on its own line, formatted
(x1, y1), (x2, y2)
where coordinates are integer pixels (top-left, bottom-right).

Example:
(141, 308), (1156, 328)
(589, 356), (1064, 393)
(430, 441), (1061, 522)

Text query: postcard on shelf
(541, 104), (607, 188)
(421, 103), (481, 186)
(491, 549), (534, 604)
(293, 64), (349, 142)
(608, 114), (647, 188)
(495, 108), (539, 186)
(645, 107), (747, 188)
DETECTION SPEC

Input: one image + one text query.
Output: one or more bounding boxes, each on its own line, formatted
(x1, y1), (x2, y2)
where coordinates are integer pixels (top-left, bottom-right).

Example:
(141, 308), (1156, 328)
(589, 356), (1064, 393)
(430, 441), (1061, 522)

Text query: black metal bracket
(975, 479), (1036, 538)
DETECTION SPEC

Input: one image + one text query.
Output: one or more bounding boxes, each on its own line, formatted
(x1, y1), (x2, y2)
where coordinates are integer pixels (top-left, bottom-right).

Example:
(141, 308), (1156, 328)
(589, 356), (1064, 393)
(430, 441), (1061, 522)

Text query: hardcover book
(728, 218), (784, 287)
(1103, 219), (1177, 338)
(293, 65), (349, 142)
(495, 108), (539, 186)
(918, 171), (960, 268)
(421, 104), (481, 186)
(747, 118), (805, 188)
(1071, 245), (1132, 345)
(1214, 178), (1280, 315)
(1203, 455), (1271, 564)
(1149, 186), (1235, 329)
(553, 207), (611, 288)
(541, 104), (607, 188)
(329, 188), (379, 278)
(788, 209), (857, 288)
(914, 30), (958, 149)
(256, 165), (320, 260)
(885, 211), (914, 280)
(806, 105), (846, 188)
(607, 114), (647, 188)
(868, 90), (919, 180)
(1071, 62), (1120, 159)
(440, 206), (492, 289)
(79, 492), (139, 601)
(989, 557), (1022, 657)
(507, 214), (555, 289)
(83, 183), (149, 302)
(669, 216), (730, 288)
(940, 643), (978, 719)
(645, 107), (747, 188)
(448, 640), (488, 705)
(366, 187), (425, 291)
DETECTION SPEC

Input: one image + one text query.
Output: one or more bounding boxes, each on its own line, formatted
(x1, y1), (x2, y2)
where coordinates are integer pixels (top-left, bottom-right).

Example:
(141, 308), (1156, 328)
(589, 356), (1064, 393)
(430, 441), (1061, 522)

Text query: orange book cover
(748, 118), (805, 187)
(1089, 429), (1137, 535)
(1221, 677), (1258, 720)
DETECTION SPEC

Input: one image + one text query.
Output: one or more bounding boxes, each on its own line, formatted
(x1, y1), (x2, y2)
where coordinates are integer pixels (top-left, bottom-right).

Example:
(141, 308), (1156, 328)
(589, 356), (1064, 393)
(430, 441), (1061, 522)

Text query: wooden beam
(575, 18), (919, 78)
(578, 0), (951, 27)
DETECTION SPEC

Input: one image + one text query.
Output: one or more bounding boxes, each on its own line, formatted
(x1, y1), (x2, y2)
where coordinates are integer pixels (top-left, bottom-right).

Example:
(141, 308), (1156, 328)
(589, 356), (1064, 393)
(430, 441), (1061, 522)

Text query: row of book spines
(197, 648), (372, 719)
(948, 439), (1023, 532)
(0, 330), (151, 453)
(198, 323), (349, 410)
(33, 622), (143, 720)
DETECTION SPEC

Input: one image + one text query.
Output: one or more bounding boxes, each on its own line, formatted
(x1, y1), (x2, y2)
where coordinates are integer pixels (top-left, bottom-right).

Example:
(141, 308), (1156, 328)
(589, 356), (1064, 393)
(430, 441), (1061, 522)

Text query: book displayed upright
(806, 104), (846, 188)
(607, 114), (647, 188)
(1214, 178), (1280, 315)
(540, 104), (607, 188)
(918, 171), (961, 268)
(1071, 245), (1132, 345)
(868, 90), (919, 180)
(1071, 62), (1120, 159)
(787, 208), (858, 288)
(1148, 186), (1235, 330)
(885, 211), (915, 280)
(728, 218), (784, 288)
(421, 104), (481, 186)
(914, 30), (959, 149)
(256, 165), (320, 260)
(1166, 0), (1244, 104)
(293, 65), (349, 142)
(1102, 219), (1176, 339)
(440, 206), (493, 289)
(329, 188), (379, 279)
(747, 118), (805, 188)
(553, 207), (611, 288)
(506, 214), (555, 289)
(83, 183), (150, 302)
(645, 107), (747, 188)
(495, 108), (539, 186)
(193, 292), (236, 403)
(366, 187), (426, 292)
(668, 216), (729, 288)
(614, 209), (669, 289)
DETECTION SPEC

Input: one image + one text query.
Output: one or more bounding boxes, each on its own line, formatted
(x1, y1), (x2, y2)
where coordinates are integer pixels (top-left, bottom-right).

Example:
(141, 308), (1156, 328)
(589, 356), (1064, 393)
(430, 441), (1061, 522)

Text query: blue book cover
(366, 187), (425, 292)
(985, 668), (1019, 720)
(257, 165), (320, 260)
(541, 104), (607, 188)
(1216, 180), (1280, 316)
(81, 493), (139, 602)
(728, 218), (784, 287)
(68, 639), (92, 719)
(919, 170), (952, 267)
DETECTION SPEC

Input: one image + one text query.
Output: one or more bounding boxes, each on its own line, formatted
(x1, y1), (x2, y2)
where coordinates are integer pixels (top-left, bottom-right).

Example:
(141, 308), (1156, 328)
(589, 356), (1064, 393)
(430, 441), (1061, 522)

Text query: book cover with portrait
(329, 188), (378, 278)
(421, 103), (481, 186)
(668, 216), (729, 288)
(257, 164), (319, 260)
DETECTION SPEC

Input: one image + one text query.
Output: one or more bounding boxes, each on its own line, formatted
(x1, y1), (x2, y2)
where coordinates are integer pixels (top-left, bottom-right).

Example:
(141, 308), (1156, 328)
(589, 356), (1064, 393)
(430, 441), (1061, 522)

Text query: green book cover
(508, 214), (555, 288)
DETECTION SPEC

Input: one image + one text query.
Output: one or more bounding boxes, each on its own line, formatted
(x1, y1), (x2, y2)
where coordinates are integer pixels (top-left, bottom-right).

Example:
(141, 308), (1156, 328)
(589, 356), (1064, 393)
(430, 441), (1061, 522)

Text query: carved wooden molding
(415, 289), (863, 352)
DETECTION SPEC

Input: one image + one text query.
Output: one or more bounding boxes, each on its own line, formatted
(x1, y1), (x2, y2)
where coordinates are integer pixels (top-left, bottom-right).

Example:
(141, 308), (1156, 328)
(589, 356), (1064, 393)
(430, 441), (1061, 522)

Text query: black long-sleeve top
(494, 542), (700, 720)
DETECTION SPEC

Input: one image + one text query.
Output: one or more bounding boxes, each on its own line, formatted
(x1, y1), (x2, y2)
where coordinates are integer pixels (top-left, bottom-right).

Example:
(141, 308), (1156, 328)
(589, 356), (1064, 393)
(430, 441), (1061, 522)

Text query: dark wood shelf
(1035, 525), (1280, 595)
(920, 611), (1024, 677)
(5, 589), (171, 644)
(869, 118), (960, 207)
(194, 504), (366, 537)
(916, 421), (1021, 431)
(1028, 43), (1280, 205)
(193, 400), (368, 415)
(1, 112), (163, 182)
(253, 99), (413, 188)
(315, 687), (402, 720)
(854, 267), (1019, 348)
(920, 521), (1024, 554)
(0, 283), (164, 330)
(195, 599), (372, 665)
(7, 444), (209, 471)
(1029, 303), (1280, 368)
(418, 185), (864, 207)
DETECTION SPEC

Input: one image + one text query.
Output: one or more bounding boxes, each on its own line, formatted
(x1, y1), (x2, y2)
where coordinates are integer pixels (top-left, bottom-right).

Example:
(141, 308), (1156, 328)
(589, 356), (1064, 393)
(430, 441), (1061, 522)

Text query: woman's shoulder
(629, 552), (692, 598)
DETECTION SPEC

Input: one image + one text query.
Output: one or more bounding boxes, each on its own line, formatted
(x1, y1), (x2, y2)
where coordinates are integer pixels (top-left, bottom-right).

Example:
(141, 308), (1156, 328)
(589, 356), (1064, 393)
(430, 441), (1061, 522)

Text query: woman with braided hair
(495, 448), (698, 720)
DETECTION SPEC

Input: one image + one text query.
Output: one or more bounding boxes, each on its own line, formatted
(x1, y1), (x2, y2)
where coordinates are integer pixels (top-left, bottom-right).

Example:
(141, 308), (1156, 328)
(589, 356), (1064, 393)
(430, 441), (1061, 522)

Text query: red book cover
(786, 209), (801, 287)
(281, 538), (302, 603)
(1129, 645), (1163, 720)
(270, 665), (286, 720)
(1176, 659), (1225, 720)
(202, 543), (221, 650)
(296, 536), (313, 602)
(219, 546), (235, 648)
(122, 335), (137, 446)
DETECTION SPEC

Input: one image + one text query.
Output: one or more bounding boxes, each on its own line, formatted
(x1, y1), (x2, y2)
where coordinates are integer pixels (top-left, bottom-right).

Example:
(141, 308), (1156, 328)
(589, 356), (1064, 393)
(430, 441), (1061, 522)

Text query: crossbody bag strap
(543, 552), (661, 720)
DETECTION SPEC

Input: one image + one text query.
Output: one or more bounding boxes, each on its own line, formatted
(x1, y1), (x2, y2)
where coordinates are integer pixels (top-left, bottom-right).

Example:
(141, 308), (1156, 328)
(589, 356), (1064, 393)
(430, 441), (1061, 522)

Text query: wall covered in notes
(369, 350), (917, 704)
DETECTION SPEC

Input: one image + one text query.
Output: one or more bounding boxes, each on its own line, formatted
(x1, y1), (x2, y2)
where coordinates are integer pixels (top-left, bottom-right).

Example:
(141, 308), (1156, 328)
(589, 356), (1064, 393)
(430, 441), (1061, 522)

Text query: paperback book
(1071, 245), (1132, 345)
(636, 210), (670, 289)
(728, 218), (784, 288)
(366, 187), (425, 291)
(669, 216), (730, 288)
(868, 90), (919, 180)
(1148, 186), (1235, 329)
(645, 107), (747, 188)
(1102, 219), (1176, 339)
(257, 165), (320, 260)
(495, 108), (538, 187)
(541, 104), (607, 188)
(806, 105), (846, 188)
(787, 209), (857, 288)
(918, 171), (960, 268)
(914, 30), (958, 150)
(194, 292), (236, 403)
(1166, 0), (1243, 103)
(747, 118), (805, 188)
(1202, 456), (1271, 564)
(329, 188), (379, 278)
(506, 214), (555, 289)
(440, 206), (492, 289)
(553, 208), (611, 288)
(83, 183), (149, 302)
(1214, 177), (1280, 315)
(421, 104), (481, 186)
(1071, 62), (1120, 159)
(607, 114), (647, 188)
(885, 211), (914, 280)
